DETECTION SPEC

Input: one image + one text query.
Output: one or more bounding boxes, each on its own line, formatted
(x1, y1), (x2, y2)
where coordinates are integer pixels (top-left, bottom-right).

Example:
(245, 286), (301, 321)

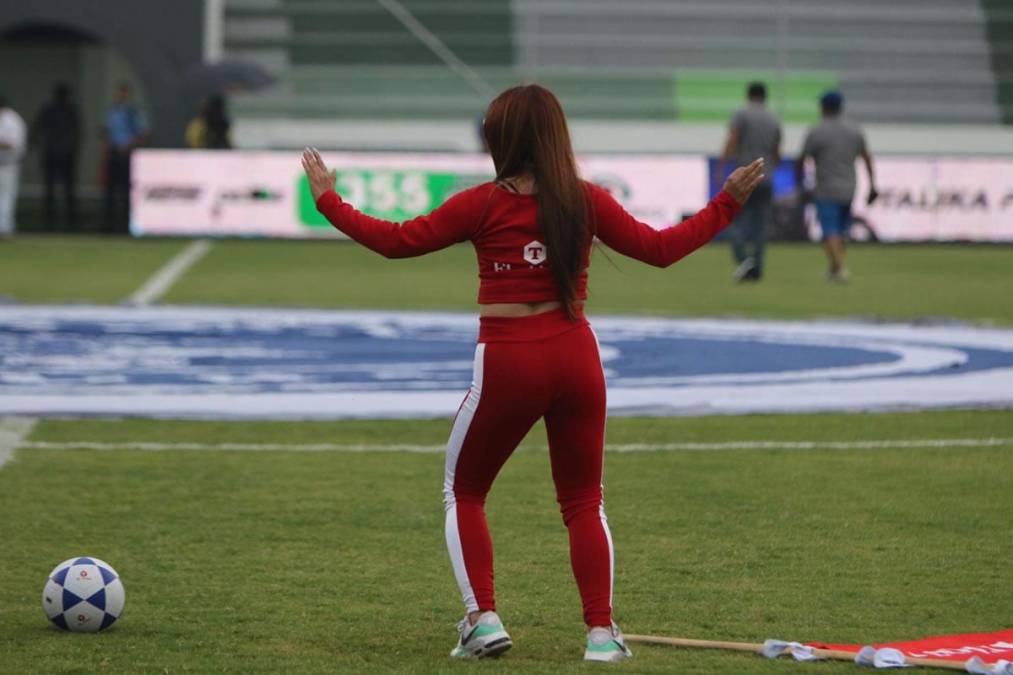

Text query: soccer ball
(41, 557), (125, 632)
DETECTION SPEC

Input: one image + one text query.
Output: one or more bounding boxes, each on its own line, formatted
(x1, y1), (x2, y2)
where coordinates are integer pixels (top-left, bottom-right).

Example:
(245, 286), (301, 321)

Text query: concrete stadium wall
(0, 0), (205, 149)
(0, 38), (149, 191)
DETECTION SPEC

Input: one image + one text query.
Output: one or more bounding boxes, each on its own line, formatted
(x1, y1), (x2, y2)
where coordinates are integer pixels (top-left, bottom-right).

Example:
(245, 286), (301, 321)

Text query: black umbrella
(183, 59), (276, 98)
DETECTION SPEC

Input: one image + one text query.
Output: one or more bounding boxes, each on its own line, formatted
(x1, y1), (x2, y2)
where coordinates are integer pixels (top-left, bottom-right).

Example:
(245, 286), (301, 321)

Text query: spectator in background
(32, 83), (81, 230)
(185, 94), (232, 149)
(103, 81), (149, 232)
(796, 91), (878, 283)
(718, 82), (781, 282)
(0, 94), (27, 238)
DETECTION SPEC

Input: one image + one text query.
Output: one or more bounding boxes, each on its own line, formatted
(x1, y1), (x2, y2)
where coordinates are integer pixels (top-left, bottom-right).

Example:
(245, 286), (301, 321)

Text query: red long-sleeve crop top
(314, 182), (741, 304)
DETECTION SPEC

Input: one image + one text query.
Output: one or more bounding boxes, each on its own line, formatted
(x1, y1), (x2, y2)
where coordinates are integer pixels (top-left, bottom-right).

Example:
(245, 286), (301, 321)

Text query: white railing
(204, 0), (226, 62)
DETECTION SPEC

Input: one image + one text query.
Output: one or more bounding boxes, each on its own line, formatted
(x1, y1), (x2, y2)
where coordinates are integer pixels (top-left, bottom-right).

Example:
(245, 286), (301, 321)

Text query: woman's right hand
(302, 147), (337, 202)
(722, 158), (765, 205)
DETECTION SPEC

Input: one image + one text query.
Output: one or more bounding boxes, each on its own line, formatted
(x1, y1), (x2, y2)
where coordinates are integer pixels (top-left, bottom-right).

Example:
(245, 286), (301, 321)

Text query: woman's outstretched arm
(302, 147), (477, 258)
(593, 159), (765, 268)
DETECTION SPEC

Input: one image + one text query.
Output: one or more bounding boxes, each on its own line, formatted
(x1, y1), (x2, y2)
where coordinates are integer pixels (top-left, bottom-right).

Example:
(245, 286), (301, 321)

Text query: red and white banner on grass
(809, 630), (1013, 665)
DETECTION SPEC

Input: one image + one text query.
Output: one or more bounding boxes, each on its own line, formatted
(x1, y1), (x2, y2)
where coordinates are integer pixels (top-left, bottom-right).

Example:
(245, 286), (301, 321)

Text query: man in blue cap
(796, 91), (878, 282)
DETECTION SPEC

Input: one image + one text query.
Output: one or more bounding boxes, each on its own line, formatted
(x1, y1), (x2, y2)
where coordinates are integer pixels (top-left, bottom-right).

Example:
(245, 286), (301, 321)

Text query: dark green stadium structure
(983, 0), (1013, 124)
(223, 0), (1009, 125)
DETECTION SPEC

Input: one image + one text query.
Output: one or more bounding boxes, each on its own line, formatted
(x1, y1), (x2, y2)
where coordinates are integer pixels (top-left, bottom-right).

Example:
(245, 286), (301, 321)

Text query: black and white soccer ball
(42, 557), (125, 632)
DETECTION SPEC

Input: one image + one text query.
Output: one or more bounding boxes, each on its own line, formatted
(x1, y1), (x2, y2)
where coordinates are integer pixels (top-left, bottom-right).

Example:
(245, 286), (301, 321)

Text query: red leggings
(443, 309), (614, 627)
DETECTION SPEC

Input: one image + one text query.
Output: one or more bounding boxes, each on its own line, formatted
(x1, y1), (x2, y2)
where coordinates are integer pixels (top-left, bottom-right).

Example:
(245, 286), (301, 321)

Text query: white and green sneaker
(584, 623), (633, 662)
(449, 611), (513, 659)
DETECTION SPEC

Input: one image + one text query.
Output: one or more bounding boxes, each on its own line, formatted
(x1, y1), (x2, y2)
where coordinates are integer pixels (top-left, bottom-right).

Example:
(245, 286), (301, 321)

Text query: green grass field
(1, 236), (1012, 673)
(0, 237), (187, 305)
(2, 412), (1012, 674)
(1, 237), (1011, 324)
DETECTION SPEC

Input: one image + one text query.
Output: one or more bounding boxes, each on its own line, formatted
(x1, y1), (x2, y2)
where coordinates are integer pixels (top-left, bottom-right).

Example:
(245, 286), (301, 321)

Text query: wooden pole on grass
(624, 634), (971, 671)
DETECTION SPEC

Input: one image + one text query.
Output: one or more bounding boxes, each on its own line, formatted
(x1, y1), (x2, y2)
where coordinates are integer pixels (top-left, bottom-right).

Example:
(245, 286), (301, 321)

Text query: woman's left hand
(301, 147), (336, 201)
(722, 158), (765, 206)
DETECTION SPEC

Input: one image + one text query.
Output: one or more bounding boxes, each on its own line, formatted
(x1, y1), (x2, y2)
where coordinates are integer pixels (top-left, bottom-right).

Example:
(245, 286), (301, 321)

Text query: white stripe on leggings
(600, 503), (615, 611)
(443, 343), (485, 613)
(591, 326), (615, 613)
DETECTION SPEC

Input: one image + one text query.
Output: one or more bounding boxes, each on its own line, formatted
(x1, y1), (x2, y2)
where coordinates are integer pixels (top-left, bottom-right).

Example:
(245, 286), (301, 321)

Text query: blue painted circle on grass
(2, 310), (1011, 397)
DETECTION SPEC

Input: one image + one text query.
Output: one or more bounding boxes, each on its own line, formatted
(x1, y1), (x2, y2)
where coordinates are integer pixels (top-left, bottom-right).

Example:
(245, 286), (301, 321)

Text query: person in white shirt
(0, 94), (28, 237)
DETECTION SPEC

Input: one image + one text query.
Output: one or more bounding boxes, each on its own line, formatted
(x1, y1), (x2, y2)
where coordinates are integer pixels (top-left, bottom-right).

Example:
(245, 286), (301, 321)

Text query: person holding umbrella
(182, 59), (274, 151)
(186, 95), (232, 149)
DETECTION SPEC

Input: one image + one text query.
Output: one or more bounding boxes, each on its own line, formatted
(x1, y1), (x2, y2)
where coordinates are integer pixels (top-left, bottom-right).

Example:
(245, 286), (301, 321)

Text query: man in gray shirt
(797, 91), (878, 282)
(719, 82), (782, 282)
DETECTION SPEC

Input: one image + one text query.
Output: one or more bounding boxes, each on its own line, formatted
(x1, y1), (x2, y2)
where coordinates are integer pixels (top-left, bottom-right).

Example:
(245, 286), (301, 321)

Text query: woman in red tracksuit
(302, 84), (764, 663)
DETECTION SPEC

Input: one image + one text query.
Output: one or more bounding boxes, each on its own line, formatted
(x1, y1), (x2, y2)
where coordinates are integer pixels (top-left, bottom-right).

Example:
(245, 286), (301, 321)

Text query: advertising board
(131, 151), (707, 238)
(133, 151), (1013, 242)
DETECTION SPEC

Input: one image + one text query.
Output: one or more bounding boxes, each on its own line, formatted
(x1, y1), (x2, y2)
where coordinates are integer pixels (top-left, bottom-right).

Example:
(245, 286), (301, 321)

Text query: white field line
(17, 437), (1013, 454)
(0, 418), (38, 468)
(125, 239), (212, 306)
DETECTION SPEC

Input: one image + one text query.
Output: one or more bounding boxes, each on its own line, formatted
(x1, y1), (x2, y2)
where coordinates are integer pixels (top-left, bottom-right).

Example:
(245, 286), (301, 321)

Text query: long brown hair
(483, 85), (589, 320)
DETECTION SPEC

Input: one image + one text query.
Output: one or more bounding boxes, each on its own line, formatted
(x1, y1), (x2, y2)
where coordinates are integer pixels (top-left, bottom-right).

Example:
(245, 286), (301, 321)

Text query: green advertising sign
(298, 170), (491, 227)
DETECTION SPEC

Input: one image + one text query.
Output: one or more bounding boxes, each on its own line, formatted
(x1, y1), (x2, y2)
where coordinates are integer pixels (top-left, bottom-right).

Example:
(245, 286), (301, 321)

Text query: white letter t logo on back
(524, 241), (546, 266)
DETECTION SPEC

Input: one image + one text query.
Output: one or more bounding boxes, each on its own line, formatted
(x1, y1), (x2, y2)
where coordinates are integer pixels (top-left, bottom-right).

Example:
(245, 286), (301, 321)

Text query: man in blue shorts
(797, 92), (878, 282)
